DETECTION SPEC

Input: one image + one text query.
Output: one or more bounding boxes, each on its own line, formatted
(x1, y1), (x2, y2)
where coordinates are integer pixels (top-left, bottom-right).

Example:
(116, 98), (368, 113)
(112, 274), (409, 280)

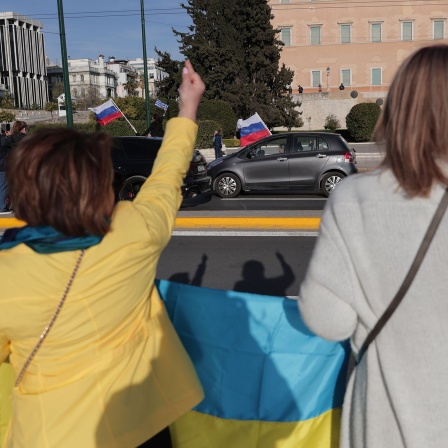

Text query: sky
(2, 0), (192, 64)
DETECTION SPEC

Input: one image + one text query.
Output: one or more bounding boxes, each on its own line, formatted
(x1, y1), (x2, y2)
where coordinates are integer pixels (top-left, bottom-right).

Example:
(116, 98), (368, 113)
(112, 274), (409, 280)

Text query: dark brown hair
(12, 120), (27, 134)
(7, 127), (114, 236)
(374, 44), (448, 197)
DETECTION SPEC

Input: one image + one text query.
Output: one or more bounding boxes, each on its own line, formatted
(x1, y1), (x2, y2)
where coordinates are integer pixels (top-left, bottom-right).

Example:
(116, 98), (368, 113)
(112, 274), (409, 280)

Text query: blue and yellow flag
(156, 280), (350, 448)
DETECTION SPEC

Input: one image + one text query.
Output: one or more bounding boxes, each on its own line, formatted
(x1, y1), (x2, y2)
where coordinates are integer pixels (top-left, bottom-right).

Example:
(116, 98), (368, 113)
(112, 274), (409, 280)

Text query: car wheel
(321, 172), (344, 197)
(118, 175), (147, 201)
(215, 173), (241, 198)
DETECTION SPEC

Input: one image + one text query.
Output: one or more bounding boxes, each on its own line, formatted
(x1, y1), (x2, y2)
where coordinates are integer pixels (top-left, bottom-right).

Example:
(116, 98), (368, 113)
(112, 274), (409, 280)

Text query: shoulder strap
(15, 250), (85, 387)
(357, 188), (448, 364)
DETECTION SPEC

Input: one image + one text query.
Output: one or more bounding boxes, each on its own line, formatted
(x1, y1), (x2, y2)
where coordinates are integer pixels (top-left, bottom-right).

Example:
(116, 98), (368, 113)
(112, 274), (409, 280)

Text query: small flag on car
(155, 99), (168, 111)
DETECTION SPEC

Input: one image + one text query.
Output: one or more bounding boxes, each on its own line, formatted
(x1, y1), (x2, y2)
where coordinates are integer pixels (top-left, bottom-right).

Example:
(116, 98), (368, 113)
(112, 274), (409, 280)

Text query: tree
(346, 102), (381, 142)
(114, 97), (147, 120)
(123, 77), (139, 97)
(44, 101), (58, 119)
(154, 50), (183, 102)
(0, 93), (15, 109)
(157, 0), (301, 129)
(324, 114), (340, 132)
(51, 82), (65, 101)
(76, 87), (104, 110)
(0, 110), (16, 123)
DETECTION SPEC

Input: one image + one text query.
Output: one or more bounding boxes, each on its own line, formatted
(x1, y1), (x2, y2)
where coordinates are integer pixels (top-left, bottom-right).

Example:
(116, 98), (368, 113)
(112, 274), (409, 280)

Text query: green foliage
(114, 97), (147, 120)
(123, 77), (139, 97)
(29, 103), (41, 110)
(51, 82), (65, 101)
(346, 102), (381, 142)
(324, 114), (341, 132)
(196, 119), (222, 149)
(165, 99), (179, 119)
(154, 51), (183, 102)
(29, 122), (96, 133)
(0, 93), (15, 109)
(44, 102), (58, 119)
(197, 99), (236, 138)
(28, 120), (148, 136)
(156, 0), (301, 129)
(0, 109), (16, 123)
(97, 120), (148, 136)
(223, 138), (240, 147)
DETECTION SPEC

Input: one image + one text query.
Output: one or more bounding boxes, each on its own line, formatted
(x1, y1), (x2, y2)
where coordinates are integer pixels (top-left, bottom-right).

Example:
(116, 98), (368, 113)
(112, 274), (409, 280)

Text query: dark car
(207, 132), (357, 198)
(112, 136), (211, 200)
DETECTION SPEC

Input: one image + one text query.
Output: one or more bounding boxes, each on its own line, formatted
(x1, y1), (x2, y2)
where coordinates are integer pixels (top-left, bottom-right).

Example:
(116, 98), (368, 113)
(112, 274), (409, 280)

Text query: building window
(72, 75), (77, 82)
(280, 27), (291, 46)
(340, 24), (351, 43)
(433, 20), (445, 40)
(80, 74), (84, 82)
(311, 70), (321, 87)
(371, 23), (382, 42)
(401, 21), (413, 41)
(371, 68), (382, 86)
(310, 26), (321, 45)
(73, 88), (78, 97)
(341, 69), (351, 86)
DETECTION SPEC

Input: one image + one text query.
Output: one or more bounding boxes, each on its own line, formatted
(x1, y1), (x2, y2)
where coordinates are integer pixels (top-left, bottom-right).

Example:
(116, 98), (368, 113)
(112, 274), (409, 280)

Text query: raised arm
(131, 61), (205, 243)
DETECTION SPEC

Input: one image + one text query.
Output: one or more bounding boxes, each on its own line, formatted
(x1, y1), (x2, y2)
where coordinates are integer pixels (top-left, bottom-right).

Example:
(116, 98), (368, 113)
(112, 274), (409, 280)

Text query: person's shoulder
(330, 168), (396, 204)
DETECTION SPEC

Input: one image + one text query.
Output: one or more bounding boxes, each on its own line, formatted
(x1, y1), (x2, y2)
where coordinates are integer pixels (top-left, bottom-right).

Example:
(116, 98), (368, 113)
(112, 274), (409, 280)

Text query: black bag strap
(356, 187), (448, 364)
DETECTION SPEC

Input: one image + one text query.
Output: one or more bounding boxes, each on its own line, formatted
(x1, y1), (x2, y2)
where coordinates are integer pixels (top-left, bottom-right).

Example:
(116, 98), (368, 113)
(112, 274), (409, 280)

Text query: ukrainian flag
(156, 280), (350, 448)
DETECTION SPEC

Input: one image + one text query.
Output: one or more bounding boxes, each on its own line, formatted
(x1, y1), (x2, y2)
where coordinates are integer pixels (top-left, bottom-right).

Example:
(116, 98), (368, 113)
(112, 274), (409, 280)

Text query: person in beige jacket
(298, 45), (448, 447)
(0, 60), (205, 448)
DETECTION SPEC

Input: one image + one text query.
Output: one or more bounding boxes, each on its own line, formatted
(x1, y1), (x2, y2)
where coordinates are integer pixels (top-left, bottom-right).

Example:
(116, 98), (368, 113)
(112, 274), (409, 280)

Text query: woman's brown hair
(12, 120), (27, 134)
(374, 44), (448, 197)
(7, 127), (114, 236)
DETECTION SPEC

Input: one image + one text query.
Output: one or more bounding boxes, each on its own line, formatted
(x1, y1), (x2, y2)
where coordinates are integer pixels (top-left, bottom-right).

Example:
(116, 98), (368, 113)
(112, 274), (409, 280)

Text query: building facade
(127, 58), (167, 98)
(0, 12), (48, 108)
(106, 57), (139, 98)
(67, 55), (117, 101)
(268, 0), (447, 128)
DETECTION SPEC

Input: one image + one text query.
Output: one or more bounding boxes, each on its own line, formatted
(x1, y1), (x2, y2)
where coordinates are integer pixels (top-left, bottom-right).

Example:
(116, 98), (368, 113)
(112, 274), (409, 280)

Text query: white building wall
(0, 12), (48, 108)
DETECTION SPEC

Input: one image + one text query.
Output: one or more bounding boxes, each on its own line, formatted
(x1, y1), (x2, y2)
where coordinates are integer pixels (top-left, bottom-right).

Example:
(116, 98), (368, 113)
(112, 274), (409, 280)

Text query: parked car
(112, 136), (211, 200)
(207, 132), (357, 198)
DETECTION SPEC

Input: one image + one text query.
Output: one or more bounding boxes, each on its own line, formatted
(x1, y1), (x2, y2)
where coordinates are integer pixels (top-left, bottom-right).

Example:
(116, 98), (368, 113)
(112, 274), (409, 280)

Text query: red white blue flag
(238, 113), (271, 146)
(88, 99), (123, 126)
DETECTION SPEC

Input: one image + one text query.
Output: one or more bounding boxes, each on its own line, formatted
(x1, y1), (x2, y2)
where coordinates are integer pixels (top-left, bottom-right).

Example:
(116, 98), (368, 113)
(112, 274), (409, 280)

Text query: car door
(116, 137), (160, 177)
(288, 135), (331, 188)
(242, 136), (289, 189)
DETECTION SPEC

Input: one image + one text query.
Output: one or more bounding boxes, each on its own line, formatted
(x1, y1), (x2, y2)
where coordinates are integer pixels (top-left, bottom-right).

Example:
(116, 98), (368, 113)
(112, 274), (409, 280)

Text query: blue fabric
(0, 226), (102, 254)
(156, 279), (350, 422)
(0, 171), (7, 211)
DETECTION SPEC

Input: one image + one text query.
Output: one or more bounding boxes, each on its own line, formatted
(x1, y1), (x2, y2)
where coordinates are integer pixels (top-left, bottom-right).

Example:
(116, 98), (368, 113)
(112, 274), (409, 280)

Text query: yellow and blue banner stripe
(156, 280), (350, 448)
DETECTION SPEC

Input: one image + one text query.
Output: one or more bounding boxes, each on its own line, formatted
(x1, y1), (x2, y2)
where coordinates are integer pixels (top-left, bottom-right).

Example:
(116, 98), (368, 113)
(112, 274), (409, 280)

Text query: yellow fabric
(0, 117), (204, 448)
(0, 362), (13, 448)
(170, 409), (342, 448)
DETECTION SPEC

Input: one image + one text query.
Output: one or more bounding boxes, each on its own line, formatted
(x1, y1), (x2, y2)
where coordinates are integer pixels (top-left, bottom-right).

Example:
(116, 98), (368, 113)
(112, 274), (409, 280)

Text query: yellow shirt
(0, 117), (204, 448)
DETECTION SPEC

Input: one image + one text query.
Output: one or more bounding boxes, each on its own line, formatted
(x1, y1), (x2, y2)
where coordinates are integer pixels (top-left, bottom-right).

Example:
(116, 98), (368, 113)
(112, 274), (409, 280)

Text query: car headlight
(207, 159), (223, 169)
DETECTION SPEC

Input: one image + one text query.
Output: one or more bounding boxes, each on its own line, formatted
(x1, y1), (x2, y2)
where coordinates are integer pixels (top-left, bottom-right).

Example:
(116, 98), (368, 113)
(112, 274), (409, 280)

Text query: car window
(317, 138), (330, 151)
(118, 138), (160, 161)
(292, 135), (318, 152)
(246, 137), (288, 159)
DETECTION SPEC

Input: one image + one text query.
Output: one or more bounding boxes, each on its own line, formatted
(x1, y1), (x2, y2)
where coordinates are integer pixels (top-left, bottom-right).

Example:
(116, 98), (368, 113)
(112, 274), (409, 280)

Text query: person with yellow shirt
(0, 60), (205, 448)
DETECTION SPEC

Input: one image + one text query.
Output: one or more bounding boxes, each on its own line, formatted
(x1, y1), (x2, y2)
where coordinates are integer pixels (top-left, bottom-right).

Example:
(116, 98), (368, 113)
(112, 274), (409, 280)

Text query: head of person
(12, 120), (27, 135)
(374, 44), (448, 197)
(279, 144), (285, 153)
(7, 128), (115, 237)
